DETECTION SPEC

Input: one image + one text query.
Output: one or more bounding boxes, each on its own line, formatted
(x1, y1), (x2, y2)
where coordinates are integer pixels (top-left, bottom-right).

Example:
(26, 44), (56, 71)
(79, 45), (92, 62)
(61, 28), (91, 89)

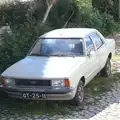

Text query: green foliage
(0, 0), (80, 73)
(76, 8), (118, 35)
(0, 23), (52, 73)
(0, 0), (48, 28)
(76, 0), (92, 9)
(92, 0), (119, 20)
(0, 1), (30, 27)
(0, 0), (119, 73)
(48, 0), (78, 28)
(0, 0), (78, 28)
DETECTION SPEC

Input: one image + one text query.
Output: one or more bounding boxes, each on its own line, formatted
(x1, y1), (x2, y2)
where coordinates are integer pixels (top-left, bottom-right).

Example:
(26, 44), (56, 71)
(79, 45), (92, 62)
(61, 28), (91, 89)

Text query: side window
(90, 33), (103, 49)
(84, 36), (95, 51)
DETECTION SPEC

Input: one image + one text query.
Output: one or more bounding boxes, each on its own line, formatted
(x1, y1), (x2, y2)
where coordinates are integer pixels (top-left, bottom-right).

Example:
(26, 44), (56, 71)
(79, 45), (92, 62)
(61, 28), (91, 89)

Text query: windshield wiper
(29, 53), (76, 58)
(51, 53), (75, 58)
(51, 54), (67, 57)
(29, 53), (50, 57)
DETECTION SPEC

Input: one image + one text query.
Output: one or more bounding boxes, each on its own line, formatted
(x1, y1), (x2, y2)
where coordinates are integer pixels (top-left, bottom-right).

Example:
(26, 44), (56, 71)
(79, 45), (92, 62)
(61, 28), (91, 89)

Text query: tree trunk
(42, 0), (56, 24)
(42, 5), (53, 23)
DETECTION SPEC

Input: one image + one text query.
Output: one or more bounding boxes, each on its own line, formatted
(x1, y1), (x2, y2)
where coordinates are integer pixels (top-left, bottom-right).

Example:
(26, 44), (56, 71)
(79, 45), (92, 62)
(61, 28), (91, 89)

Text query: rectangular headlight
(51, 80), (64, 87)
(5, 78), (15, 85)
(51, 79), (70, 87)
(1, 77), (15, 87)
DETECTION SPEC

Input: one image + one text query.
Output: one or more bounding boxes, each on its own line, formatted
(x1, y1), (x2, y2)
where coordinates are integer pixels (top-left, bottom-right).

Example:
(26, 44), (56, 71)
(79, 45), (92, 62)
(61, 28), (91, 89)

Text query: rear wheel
(71, 80), (84, 106)
(100, 58), (111, 77)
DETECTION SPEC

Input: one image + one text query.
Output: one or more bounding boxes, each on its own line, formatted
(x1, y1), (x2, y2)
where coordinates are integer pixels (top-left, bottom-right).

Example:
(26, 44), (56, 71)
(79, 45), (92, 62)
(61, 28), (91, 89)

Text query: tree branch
(63, 12), (74, 28)
(46, 0), (49, 7)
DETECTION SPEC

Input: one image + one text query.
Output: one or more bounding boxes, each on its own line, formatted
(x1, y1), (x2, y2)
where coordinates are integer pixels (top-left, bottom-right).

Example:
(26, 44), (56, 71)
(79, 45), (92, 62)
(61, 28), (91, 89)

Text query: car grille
(15, 79), (51, 86)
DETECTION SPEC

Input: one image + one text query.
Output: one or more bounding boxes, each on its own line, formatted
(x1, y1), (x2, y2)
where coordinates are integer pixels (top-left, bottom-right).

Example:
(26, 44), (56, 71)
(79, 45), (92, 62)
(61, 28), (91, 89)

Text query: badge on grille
(30, 81), (36, 84)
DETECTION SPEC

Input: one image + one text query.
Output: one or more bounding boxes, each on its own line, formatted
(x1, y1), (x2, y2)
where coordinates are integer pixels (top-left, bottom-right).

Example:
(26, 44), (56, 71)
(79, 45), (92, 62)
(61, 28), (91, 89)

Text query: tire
(71, 80), (84, 106)
(100, 58), (111, 77)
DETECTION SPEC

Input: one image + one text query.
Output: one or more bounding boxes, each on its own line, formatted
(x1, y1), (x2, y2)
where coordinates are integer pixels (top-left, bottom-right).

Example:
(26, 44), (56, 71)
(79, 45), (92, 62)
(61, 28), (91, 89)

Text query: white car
(0, 28), (115, 106)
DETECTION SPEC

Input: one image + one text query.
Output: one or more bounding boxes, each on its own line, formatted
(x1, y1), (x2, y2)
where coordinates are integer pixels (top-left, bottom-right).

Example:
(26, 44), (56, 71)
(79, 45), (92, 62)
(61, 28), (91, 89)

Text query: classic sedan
(0, 28), (115, 106)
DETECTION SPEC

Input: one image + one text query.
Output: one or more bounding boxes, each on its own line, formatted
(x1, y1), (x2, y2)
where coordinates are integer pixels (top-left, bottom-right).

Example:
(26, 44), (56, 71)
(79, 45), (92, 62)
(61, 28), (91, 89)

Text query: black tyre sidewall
(72, 81), (84, 106)
(106, 59), (111, 76)
(101, 58), (111, 77)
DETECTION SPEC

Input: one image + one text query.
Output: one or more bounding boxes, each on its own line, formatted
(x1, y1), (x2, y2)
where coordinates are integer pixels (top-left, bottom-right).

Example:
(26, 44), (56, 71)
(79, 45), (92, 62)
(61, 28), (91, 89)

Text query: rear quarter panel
(96, 31), (115, 69)
(99, 38), (115, 69)
(105, 38), (115, 55)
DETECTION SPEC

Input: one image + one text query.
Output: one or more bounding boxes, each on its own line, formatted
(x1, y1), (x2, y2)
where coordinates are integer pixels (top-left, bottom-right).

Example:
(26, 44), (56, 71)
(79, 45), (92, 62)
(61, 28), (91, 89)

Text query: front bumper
(2, 86), (76, 100)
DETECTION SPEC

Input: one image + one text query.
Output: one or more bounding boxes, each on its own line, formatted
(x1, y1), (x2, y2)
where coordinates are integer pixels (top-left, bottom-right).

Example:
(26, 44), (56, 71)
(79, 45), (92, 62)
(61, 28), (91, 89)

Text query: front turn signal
(0, 77), (6, 87)
(64, 79), (70, 87)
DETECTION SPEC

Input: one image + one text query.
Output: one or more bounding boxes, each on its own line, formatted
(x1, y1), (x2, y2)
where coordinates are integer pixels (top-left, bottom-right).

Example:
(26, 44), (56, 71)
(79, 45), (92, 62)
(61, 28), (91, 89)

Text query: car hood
(1, 56), (85, 79)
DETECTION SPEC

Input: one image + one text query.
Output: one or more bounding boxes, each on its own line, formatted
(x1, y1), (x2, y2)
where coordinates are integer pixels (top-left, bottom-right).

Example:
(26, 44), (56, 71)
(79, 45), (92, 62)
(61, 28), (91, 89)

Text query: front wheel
(100, 58), (111, 77)
(71, 80), (84, 106)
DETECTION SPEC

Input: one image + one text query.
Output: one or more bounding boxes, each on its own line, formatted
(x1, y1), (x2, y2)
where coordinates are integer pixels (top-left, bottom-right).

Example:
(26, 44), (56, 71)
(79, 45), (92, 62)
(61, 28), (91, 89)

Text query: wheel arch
(80, 76), (85, 85)
(108, 53), (112, 59)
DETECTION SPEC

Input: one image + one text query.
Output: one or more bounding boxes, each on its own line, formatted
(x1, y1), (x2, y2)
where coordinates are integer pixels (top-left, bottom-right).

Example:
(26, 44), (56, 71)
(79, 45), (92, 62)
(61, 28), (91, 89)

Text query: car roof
(40, 28), (97, 38)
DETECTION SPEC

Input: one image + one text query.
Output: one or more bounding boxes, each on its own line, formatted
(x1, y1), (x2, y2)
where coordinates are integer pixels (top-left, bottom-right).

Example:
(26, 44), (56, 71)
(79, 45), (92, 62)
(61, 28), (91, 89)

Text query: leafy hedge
(76, 8), (118, 35)
(0, 0), (119, 73)
(92, 0), (119, 21)
(0, 23), (52, 72)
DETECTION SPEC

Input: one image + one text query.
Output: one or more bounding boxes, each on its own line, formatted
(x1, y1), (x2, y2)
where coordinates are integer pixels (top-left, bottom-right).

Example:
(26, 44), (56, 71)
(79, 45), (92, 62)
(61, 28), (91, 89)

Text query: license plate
(22, 93), (47, 99)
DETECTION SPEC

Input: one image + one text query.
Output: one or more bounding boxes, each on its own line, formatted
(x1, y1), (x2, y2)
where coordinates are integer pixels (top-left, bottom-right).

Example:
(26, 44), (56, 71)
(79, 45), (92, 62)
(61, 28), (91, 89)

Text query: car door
(89, 32), (108, 69)
(84, 36), (101, 84)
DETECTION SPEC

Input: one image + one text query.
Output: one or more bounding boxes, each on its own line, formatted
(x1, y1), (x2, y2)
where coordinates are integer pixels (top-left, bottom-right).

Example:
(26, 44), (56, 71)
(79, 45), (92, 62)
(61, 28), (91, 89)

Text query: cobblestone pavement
(0, 35), (120, 120)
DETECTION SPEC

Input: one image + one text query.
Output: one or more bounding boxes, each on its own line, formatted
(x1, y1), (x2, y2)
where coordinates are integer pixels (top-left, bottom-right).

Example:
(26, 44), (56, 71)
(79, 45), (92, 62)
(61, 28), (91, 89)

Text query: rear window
(84, 36), (95, 51)
(90, 33), (103, 49)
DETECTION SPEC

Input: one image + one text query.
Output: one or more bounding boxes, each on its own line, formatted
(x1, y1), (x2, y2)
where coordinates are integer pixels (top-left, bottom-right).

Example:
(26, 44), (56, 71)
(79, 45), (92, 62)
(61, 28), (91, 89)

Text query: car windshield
(29, 38), (84, 57)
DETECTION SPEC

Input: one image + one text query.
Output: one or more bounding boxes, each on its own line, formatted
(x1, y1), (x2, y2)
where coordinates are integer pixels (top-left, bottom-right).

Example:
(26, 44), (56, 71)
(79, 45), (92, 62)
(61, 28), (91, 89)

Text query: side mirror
(87, 50), (95, 57)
